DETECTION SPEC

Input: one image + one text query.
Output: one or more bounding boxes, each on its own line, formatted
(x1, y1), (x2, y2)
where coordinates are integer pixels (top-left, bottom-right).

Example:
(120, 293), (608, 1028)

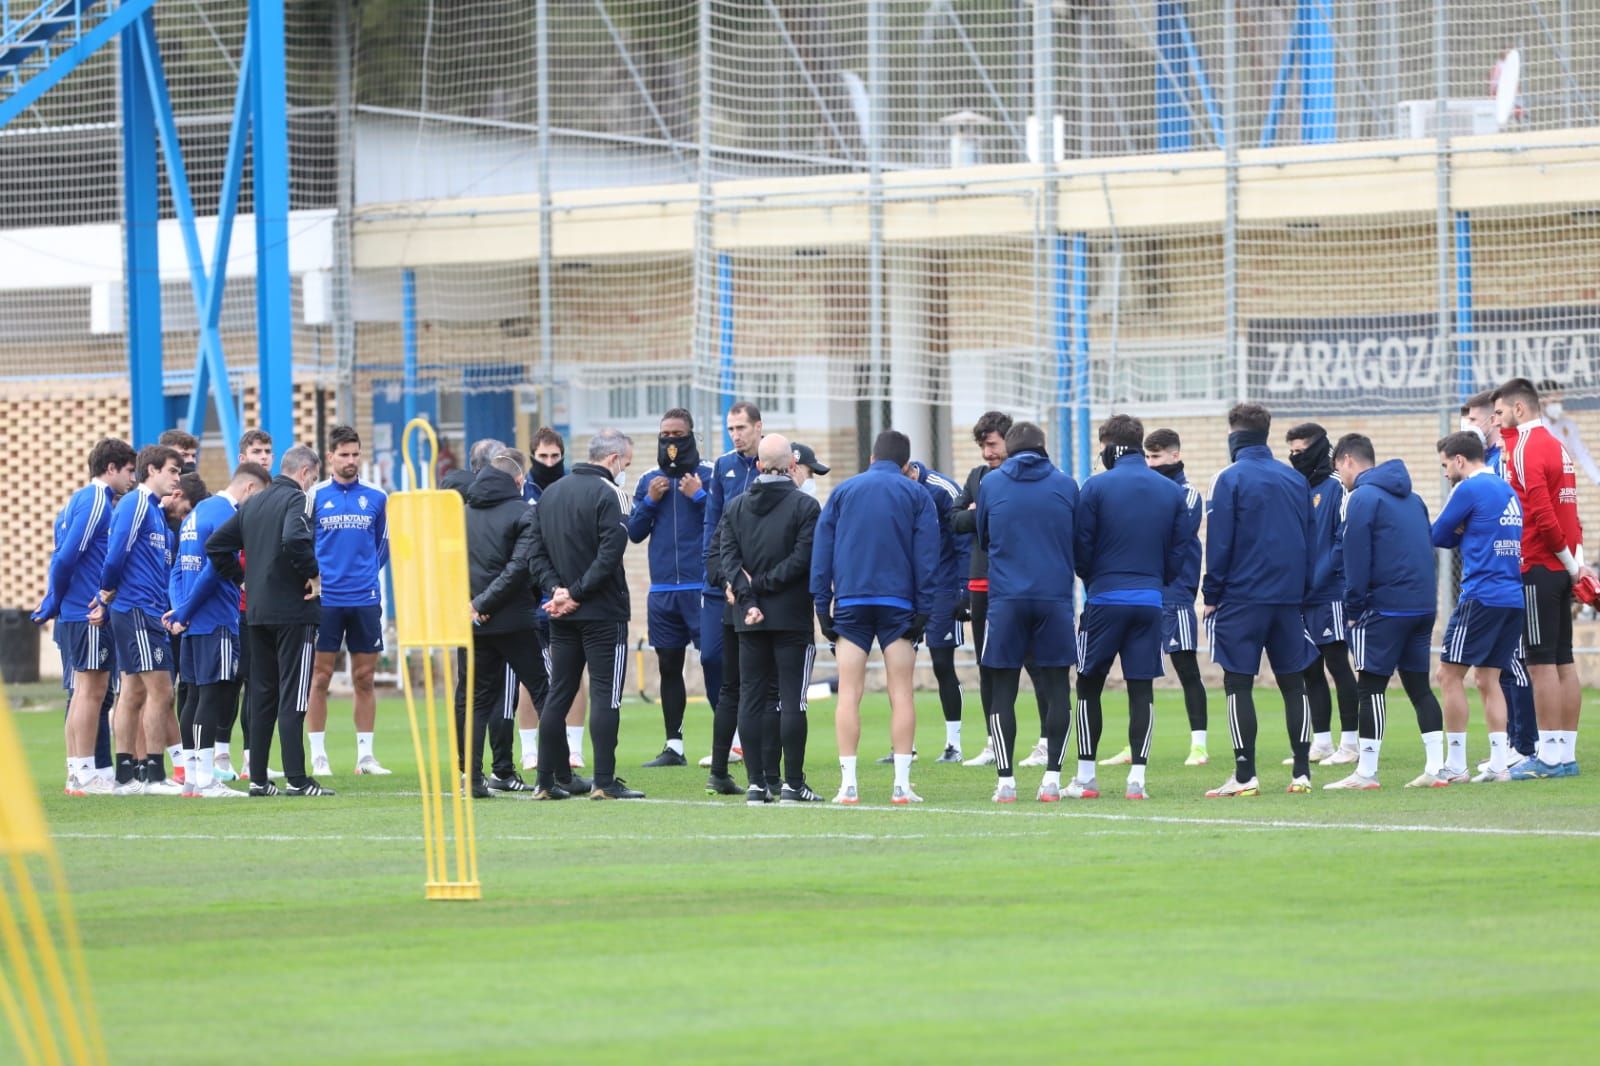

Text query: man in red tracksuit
(1494, 378), (1594, 777)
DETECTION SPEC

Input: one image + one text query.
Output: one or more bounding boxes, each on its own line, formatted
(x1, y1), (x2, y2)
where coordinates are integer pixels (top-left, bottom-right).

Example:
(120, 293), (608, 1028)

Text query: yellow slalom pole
(389, 417), (482, 901)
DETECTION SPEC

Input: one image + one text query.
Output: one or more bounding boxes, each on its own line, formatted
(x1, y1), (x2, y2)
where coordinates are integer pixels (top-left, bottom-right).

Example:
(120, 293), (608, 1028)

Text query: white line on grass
(52, 829), (1054, 845)
(634, 798), (1600, 839)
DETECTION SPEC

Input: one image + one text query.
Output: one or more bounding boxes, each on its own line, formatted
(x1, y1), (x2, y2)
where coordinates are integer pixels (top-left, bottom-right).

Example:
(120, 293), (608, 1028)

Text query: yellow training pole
(389, 418), (482, 901)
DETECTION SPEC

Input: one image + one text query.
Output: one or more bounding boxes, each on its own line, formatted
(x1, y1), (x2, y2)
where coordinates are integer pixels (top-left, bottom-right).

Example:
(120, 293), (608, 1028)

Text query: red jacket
(1503, 421), (1583, 574)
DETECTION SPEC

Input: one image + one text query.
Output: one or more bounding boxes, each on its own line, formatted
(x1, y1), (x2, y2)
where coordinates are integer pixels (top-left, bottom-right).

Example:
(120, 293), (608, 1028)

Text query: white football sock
(1357, 737), (1382, 778)
(1421, 731), (1444, 774)
(1127, 764), (1146, 787)
(999, 774), (1018, 789)
(97, 766), (114, 782)
(1557, 729), (1575, 763)
(1538, 729), (1559, 765)
(945, 721), (961, 748)
(1039, 770), (1059, 788)
(198, 748), (216, 790)
(1035, 736), (1048, 749)
(69, 756), (93, 780)
(308, 731), (327, 761)
(356, 732), (374, 760)
(730, 729), (742, 751)
(1445, 732), (1467, 774)
(1340, 730), (1358, 749)
(1488, 732), (1509, 773)
(166, 743), (182, 766)
(1077, 759), (1096, 782)
(1314, 731), (1332, 750)
(215, 741), (230, 758)
(520, 728), (537, 755)
(666, 737), (684, 755)
(1191, 729), (1207, 748)
(180, 748), (195, 781)
(1567, 729), (1578, 762)
(566, 725), (583, 754)
(892, 754), (913, 789)
(839, 755), (857, 789)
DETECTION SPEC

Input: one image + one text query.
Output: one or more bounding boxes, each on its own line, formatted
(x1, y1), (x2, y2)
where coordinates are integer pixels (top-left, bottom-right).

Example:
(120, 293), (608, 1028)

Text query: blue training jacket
(811, 460), (940, 616)
(100, 485), (173, 616)
(629, 460), (716, 592)
(36, 481), (115, 623)
(1075, 453), (1194, 606)
(1306, 476), (1347, 605)
(1342, 459), (1435, 617)
(976, 451), (1079, 603)
(1203, 443), (1313, 607)
(310, 477), (389, 608)
(702, 449), (760, 590)
(169, 493), (241, 636)
(1154, 466), (1203, 607)
(910, 461), (970, 600)
(1431, 469), (1524, 608)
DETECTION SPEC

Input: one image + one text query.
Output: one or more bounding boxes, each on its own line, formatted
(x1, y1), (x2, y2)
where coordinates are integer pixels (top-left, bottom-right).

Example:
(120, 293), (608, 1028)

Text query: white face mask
(1545, 402), (1564, 419)
(1460, 419), (1486, 444)
(613, 466), (627, 489)
(799, 479), (818, 497)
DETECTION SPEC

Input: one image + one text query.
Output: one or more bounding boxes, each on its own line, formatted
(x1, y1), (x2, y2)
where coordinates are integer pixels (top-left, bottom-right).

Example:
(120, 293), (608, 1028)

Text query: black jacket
(948, 464), (988, 583)
(466, 468), (538, 634)
(206, 474), (319, 625)
(440, 467), (475, 499)
(528, 463), (631, 622)
(721, 476), (821, 633)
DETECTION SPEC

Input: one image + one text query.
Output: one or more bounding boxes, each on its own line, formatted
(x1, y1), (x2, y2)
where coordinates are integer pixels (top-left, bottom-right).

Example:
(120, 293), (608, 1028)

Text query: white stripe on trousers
(610, 626), (626, 710)
(503, 664), (516, 720)
(798, 643), (817, 711)
(988, 713), (1009, 773)
(295, 637), (314, 713)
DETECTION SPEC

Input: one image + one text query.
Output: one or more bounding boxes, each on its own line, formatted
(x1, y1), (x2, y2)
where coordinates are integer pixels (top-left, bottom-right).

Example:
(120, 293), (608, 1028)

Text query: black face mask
(530, 460), (565, 491)
(1288, 435), (1334, 486)
(1228, 429), (1268, 462)
(1151, 460), (1184, 482)
(1100, 444), (1135, 471)
(657, 434), (700, 479)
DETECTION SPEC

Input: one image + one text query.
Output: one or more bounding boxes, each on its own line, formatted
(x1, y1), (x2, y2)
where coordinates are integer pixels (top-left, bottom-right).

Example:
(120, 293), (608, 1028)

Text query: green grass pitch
(9, 683), (1600, 1063)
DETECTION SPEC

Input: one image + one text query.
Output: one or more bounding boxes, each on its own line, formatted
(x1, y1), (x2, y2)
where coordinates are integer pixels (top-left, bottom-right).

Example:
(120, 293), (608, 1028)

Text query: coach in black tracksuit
(206, 444), (330, 795)
(460, 454), (586, 798)
(720, 435), (823, 803)
(528, 430), (642, 800)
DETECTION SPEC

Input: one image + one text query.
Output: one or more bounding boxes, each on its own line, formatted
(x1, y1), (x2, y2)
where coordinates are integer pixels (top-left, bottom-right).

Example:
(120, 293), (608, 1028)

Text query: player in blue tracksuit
(1143, 428), (1209, 767)
(306, 426), (392, 776)
(811, 430), (940, 804)
(1286, 423), (1361, 765)
(98, 444), (183, 791)
(1462, 388), (1536, 760)
(1326, 435), (1446, 790)
(1431, 431), (1526, 783)
(630, 408), (718, 767)
(1201, 405), (1318, 797)
(975, 422), (1079, 803)
(1072, 416), (1195, 801)
(35, 438), (135, 794)
(701, 401), (763, 780)
(165, 464), (272, 795)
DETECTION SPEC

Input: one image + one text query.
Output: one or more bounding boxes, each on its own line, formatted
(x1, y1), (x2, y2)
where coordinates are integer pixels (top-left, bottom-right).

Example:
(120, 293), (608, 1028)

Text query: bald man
(718, 435), (824, 803)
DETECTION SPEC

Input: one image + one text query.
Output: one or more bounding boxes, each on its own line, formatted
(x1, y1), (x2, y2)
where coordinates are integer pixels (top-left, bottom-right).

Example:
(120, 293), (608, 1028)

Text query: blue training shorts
(1206, 601), (1317, 676)
(55, 620), (115, 677)
(1160, 603), (1199, 655)
(1441, 600), (1522, 671)
(1303, 601), (1349, 646)
(647, 588), (703, 650)
(980, 597), (1076, 670)
(833, 603), (915, 654)
(1077, 602), (1165, 680)
(316, 603), (384, 654)
(924, 591), (964, 650)
(109, 607), (173, 676)
(180, 629), (241, 686)
(1349, 611), (1435, 677)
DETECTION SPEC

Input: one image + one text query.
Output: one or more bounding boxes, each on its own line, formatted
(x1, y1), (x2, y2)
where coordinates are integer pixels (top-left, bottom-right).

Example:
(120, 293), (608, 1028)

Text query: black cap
(791, 442), (829, 475)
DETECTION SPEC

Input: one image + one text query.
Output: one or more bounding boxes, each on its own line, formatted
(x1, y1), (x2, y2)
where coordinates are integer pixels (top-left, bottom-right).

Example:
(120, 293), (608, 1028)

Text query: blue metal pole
(120, 21), (163, 446)
(1071, 233), (1091, 484)
(401, 269), (418, 427)
(1300, 0), (1336, 143)
(1052, 234), (1069, 466)
(133, 14), (240, 454)
(1154, 1), (1192, 153)
(717, 252), (735, 452)
(0, 0), (159, 131)
(1258, 6), (1301, 149)
(1173, 3), (1225, 148)
(1454, 210), (1475, 403)
(252, 0), (294, 462)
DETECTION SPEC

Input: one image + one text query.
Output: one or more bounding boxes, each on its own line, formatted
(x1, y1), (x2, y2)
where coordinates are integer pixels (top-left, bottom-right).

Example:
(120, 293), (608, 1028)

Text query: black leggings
(930, 645), (962, 723)
(1304, 641), (1358, 735)
(971, 590), (1050, 735)
(1357, 669), (1443, 744)
(657, 646), (688, 741)
(1222, 669), (1311, 782)
(987, 666), (1073, 775)
(1169, 651), (1207, 731)
(191, 680), (239, 754)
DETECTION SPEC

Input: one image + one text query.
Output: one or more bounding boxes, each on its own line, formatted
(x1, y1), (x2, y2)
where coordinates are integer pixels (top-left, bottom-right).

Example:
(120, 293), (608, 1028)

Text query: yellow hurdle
(388, 418), (482, 901)
(0, 682), (108, 1066)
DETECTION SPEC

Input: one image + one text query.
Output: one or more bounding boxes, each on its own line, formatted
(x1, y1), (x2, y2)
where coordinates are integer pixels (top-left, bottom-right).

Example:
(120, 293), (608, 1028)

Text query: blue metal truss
(1, 0), (295, 460)
(1259, 0), (1338, 148)
(1154, 0), (1223, 153)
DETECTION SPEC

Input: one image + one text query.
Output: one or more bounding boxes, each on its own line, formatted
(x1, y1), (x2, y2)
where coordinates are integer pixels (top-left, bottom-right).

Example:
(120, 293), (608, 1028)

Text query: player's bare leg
(348, 651), (387, 773)
(565, 681), (587, 767)
(306, 650), (338, 773)
(883, 638), (920, 803)
(832, 640), (867, 803)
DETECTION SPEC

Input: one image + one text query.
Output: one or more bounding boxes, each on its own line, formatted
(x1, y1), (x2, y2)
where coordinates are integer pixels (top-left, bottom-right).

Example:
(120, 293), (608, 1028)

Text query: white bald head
(757, 434), (794, 474)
